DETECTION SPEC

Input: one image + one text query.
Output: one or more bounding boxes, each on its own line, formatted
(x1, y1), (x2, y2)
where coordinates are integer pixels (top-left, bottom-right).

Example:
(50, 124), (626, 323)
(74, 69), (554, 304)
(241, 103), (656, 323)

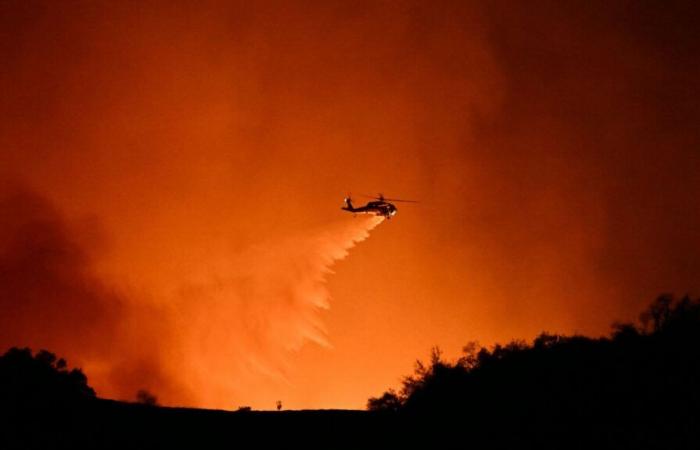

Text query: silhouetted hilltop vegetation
(0, 347), (95, 411)
(369, 295), (700, 447)
(2, 296), (700, 448)
(0, 348), (387, 449)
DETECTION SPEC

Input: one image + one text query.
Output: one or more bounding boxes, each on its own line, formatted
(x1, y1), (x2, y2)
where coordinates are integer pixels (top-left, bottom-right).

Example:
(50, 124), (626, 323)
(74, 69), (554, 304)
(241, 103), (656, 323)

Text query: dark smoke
(0, 184), (121, 357)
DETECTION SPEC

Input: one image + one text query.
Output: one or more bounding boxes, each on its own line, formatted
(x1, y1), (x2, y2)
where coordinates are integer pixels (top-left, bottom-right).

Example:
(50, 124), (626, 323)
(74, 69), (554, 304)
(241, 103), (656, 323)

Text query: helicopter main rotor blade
(382, 198), (418, 203)
(359, 194), (418, 203)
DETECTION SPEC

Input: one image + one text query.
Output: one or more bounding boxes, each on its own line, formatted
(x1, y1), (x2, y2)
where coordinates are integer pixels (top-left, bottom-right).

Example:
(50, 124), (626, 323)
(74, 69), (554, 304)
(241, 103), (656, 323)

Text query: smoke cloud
(0, 184), (122, 360)
(0, 183), (384, 407)
(1, 0), (698, 409)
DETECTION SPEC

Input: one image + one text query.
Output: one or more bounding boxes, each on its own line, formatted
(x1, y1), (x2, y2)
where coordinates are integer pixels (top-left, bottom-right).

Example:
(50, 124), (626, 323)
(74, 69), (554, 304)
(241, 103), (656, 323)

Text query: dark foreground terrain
(3, 400), (394, 448)
(3, 295), (700, 449)
(0, 347), (399, 449)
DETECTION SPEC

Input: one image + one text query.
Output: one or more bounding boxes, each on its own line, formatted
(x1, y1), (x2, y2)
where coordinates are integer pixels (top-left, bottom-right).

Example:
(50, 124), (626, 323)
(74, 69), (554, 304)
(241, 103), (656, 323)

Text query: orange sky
(1, 1), (699, 409)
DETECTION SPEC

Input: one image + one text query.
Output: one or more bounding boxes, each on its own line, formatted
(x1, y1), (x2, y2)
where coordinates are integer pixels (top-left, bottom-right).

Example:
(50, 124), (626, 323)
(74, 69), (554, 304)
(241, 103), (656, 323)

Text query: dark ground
(3, 400), (395, 449)
(4, 396), (698, 449)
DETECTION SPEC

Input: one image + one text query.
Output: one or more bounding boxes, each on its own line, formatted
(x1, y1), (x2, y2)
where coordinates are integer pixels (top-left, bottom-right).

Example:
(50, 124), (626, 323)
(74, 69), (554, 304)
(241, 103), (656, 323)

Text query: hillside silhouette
(369, 294), (700, 447)
(1, 295), (700, 448)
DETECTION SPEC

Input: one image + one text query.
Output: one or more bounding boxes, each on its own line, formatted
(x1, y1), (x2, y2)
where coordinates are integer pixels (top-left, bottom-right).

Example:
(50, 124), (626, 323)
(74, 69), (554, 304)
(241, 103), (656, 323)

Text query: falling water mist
(96, 214), (386, 408)
(158, 215), (386, 408)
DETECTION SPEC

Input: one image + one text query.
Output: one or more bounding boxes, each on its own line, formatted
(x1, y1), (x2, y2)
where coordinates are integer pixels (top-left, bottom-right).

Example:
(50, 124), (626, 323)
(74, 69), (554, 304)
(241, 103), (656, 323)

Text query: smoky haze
(0, 1), (698, 408)
(0, 182), (385, 407)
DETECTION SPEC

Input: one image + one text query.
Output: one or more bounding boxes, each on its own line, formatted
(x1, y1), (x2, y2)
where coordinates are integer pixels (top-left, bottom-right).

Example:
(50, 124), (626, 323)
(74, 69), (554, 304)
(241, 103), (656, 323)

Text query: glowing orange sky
(1, 1), (699, 409)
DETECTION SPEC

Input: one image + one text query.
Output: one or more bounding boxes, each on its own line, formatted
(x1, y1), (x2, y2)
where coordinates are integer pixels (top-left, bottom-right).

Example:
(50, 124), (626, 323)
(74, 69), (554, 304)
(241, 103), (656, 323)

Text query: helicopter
(341, 193), (417, 218)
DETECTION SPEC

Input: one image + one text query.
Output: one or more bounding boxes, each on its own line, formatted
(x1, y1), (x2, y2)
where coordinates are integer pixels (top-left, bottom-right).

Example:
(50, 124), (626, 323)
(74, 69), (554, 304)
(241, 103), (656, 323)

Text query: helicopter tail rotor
(343, 193), (354, 209)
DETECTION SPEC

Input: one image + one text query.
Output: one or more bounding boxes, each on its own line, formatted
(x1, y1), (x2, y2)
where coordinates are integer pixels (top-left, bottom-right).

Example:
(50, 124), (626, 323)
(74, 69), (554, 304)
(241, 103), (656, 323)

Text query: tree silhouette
(0, 347), (95, 411)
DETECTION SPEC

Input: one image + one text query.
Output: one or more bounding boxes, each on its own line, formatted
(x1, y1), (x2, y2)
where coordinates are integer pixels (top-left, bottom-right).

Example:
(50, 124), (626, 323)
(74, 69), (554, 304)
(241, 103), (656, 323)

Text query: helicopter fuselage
(342, 200), (397, 218)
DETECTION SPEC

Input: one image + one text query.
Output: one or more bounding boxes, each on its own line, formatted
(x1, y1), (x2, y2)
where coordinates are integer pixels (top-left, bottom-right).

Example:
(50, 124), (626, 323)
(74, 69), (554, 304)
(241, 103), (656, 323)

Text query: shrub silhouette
(0, 347), (95, 410)
(366, 389), (402, 413)
(135, 389), (158, 406)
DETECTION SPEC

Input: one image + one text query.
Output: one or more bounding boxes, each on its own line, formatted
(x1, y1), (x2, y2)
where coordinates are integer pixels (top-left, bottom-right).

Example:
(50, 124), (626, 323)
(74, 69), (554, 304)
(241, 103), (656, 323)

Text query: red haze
(0, 1), (698, 408)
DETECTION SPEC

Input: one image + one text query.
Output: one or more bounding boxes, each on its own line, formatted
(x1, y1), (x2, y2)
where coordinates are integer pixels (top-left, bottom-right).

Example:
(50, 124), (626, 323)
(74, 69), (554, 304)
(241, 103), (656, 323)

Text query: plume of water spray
(158, 215), (386, 407)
